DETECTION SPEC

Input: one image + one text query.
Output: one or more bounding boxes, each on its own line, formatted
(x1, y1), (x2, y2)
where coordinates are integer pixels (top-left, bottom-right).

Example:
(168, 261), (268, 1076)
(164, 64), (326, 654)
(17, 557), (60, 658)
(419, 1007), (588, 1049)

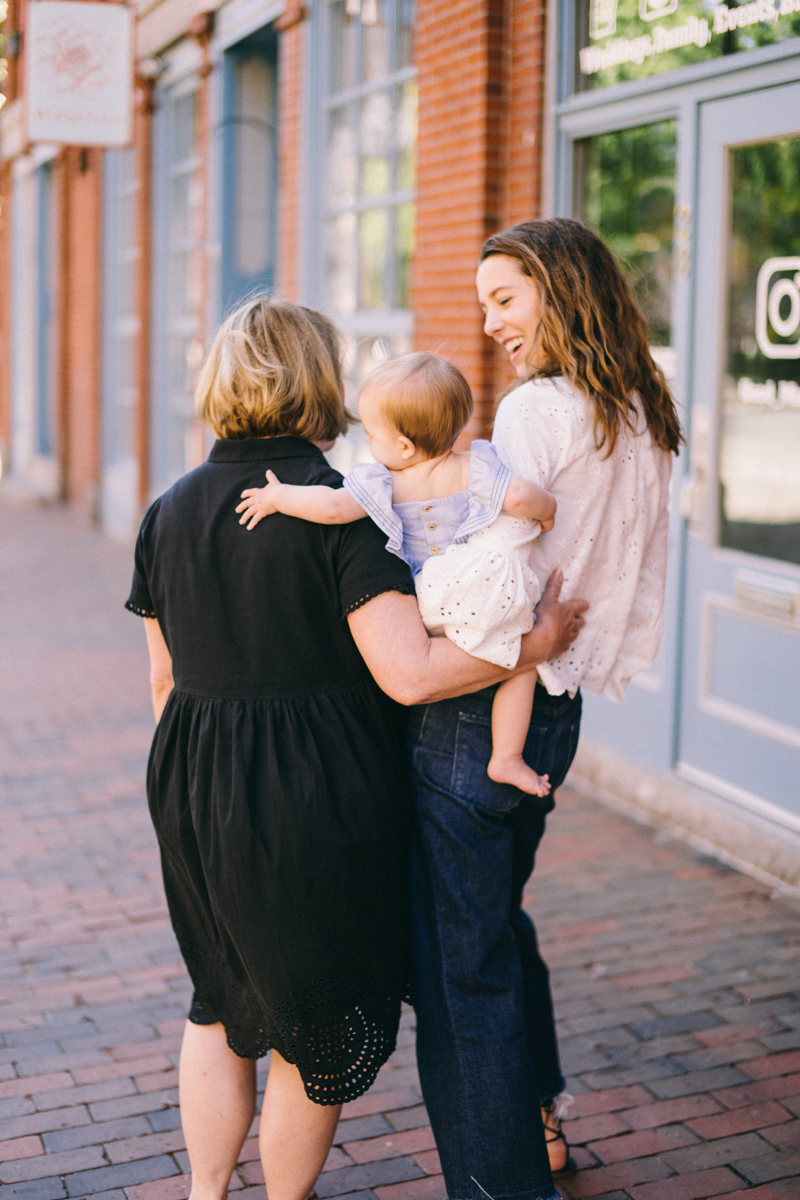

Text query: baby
(236, 352), (556, 796)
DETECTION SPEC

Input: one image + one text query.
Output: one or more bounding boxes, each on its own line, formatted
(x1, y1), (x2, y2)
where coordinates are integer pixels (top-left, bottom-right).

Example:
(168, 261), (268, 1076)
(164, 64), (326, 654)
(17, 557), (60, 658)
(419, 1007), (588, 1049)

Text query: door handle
(682, 405), (712, 537)
(680, 472), (707, 535)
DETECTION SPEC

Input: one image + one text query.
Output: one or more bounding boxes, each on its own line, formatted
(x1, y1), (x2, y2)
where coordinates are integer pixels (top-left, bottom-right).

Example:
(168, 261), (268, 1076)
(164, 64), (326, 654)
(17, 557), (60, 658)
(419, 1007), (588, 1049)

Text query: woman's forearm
(151, 677), (174, 723)
(347, 594), (498, 704)
(144, 618), (174, 723)
(347, 583), (582, 706)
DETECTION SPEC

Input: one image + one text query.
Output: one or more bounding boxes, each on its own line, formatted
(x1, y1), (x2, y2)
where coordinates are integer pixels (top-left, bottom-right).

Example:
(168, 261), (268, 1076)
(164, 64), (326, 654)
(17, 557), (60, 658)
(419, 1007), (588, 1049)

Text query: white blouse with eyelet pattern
(492, 376), (673, 702)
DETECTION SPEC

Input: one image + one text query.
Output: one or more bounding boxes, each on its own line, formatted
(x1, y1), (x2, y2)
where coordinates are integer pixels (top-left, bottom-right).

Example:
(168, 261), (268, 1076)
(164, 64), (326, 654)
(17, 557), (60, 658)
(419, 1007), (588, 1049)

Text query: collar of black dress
(209, 436), (326, 463)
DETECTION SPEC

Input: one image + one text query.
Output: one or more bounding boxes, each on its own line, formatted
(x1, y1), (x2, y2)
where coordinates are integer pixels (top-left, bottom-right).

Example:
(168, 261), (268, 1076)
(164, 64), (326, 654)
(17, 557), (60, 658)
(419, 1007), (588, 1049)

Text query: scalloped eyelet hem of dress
(125, 601), (157, 618)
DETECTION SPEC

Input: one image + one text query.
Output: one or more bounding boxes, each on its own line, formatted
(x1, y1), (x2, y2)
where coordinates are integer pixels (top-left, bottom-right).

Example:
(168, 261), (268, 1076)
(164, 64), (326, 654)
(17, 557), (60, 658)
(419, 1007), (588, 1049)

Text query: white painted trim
(11, 152), (36, 180)
(136, 0), (222, 60)
(557, 31), (800, 117)
(214, 0), (283, 51)
(158, 37), (203, 86)
(676, 760), (800, 837)
(31, 143), (60, 167)
(698, 592), (800, 753)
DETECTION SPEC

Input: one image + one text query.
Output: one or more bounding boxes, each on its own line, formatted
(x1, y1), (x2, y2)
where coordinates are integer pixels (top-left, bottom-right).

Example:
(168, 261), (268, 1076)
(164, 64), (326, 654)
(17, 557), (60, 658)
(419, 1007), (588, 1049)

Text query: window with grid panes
(151, 79), (204, 495)
(322, 0), (416, 471)
(101, 147), (139, 538)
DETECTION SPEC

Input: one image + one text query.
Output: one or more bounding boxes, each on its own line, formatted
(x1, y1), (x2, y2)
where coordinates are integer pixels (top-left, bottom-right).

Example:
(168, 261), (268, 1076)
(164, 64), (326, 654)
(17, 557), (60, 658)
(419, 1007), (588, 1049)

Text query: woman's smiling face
(476, 254), (544, 378)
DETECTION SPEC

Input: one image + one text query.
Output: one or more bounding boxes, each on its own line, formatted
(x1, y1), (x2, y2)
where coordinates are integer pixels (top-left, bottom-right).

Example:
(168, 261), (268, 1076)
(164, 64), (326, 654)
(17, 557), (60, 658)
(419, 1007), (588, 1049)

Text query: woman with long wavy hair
(407, 219), (682, 1200)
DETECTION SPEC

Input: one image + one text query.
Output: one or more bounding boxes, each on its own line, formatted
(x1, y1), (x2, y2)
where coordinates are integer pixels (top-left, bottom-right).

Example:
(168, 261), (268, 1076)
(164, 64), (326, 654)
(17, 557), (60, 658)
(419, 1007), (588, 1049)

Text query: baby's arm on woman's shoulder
(236, 469), (367, 530)
(502, 475), (557, 531)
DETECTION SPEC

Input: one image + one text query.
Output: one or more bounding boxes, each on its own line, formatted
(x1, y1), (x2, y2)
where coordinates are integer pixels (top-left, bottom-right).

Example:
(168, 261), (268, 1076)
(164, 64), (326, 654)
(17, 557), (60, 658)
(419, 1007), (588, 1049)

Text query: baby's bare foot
(487, 755), (551, 797)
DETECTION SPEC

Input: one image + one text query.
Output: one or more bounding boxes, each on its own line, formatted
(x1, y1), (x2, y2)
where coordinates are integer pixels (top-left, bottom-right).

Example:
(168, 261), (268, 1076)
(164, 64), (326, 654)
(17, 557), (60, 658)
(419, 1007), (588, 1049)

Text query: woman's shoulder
(493, 377), (591, 474)
(498, 376), (589, 427)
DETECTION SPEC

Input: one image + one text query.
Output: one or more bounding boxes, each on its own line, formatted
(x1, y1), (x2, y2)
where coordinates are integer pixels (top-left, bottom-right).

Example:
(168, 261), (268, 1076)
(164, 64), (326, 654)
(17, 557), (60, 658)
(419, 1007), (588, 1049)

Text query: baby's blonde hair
(196, 296), (352, 442)
(361, 352), (473, 458)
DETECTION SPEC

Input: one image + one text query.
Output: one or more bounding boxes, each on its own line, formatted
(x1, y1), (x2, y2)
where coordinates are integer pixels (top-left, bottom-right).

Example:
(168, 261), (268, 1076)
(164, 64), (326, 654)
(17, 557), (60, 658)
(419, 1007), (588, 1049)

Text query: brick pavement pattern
(2, 499), (800, 1200)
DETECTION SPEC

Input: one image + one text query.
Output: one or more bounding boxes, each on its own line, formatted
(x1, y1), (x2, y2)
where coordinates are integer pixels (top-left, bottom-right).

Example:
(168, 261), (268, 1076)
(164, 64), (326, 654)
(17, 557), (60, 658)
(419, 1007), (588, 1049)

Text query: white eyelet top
(492, 376), (673, 701)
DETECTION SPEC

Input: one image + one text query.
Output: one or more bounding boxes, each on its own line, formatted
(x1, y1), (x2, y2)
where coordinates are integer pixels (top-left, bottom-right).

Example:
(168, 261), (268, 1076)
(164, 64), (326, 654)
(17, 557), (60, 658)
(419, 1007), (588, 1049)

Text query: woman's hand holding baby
(524, 570), (588, 665)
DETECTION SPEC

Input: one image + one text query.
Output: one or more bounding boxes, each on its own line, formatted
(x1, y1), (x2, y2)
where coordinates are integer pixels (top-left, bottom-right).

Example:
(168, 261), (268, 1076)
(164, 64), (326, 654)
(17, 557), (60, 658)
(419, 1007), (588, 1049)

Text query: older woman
(127, 297), (585, 1200)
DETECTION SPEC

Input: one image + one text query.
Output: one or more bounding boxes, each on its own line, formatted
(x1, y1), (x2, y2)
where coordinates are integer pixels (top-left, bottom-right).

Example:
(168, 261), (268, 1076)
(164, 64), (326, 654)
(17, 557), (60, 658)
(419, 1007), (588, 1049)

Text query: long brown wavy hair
(480, 218), (682, 456)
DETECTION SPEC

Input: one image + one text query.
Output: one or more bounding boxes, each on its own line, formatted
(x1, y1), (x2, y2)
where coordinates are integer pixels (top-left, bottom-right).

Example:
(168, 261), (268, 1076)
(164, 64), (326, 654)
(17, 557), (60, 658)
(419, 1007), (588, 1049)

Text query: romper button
(431, 547), (439, 554)
(423, 505), (431, 512)
(428, 523), (436, 530)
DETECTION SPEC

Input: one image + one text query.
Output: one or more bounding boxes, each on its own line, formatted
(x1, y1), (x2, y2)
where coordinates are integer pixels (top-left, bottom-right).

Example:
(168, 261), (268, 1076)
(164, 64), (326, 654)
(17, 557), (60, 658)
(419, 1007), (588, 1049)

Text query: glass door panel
(575, 120), (677, 379)
(720, 137), (800, 567)
(678, 81), (800, 820)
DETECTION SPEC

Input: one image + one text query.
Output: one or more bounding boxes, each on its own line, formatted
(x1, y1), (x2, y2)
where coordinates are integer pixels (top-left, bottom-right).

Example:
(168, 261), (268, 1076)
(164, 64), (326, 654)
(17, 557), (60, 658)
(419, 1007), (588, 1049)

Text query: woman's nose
(484, 308), (502, 337)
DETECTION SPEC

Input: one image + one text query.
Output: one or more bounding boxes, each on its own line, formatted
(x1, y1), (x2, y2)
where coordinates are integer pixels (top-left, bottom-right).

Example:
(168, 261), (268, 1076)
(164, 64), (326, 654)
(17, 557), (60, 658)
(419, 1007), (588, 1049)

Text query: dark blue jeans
(407, 683), (582, 1200)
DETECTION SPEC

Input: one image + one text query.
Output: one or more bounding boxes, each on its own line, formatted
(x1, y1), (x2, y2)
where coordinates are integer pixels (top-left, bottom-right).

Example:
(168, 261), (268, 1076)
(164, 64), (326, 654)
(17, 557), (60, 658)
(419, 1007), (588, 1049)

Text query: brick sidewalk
(2, 500), (800, 1200)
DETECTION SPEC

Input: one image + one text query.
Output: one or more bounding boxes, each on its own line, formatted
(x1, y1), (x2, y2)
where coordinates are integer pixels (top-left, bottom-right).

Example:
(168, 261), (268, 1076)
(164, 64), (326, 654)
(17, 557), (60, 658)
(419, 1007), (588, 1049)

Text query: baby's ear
(398, 435), (417, 459)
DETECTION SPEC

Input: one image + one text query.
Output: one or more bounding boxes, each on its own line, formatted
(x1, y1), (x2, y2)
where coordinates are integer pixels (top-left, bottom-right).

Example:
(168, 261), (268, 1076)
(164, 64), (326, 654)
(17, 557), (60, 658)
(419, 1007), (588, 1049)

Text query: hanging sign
(26, 0), (134, 146)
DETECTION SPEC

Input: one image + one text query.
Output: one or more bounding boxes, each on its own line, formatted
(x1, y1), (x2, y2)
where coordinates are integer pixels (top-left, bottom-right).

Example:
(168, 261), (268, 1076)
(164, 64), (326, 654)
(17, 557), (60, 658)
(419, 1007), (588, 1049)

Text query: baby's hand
(236, 469), (283, 530)
(538, 514), (555, 533)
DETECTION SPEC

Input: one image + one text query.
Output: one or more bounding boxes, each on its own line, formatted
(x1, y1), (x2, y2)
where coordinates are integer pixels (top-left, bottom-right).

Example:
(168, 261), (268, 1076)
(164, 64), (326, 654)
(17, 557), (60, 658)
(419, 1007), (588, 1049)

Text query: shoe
(541, 1098), (577, 1178)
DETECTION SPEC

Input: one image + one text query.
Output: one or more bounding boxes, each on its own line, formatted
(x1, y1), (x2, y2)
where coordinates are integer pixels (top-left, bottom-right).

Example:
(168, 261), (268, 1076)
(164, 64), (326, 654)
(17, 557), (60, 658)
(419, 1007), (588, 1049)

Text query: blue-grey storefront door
(677, 80), (800, 821)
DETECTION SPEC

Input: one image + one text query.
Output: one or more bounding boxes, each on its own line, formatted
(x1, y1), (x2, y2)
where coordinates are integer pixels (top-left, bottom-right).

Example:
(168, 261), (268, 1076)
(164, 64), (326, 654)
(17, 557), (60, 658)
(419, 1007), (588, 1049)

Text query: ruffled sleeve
(453, 439), (512, 543)
(343, 462), (406, 563)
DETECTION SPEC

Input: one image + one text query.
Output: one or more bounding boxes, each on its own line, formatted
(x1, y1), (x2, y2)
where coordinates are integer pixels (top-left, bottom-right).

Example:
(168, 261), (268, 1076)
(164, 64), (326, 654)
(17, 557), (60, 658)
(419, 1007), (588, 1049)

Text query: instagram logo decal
(756, 257), (800, 360)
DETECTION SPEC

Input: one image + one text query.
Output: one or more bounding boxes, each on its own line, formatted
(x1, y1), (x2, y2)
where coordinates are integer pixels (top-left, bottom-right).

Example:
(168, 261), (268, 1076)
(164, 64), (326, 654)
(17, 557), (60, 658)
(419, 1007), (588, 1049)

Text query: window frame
(101, 146), (140, 538)
(150, 57), (204, 498)
(302, 0), (416, 343)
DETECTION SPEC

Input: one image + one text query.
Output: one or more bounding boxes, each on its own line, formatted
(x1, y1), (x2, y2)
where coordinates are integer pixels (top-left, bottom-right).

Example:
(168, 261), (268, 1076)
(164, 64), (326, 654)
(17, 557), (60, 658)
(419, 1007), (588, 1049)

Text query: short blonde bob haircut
(196, 296), (353, 442)
(362, 352), (473, 458)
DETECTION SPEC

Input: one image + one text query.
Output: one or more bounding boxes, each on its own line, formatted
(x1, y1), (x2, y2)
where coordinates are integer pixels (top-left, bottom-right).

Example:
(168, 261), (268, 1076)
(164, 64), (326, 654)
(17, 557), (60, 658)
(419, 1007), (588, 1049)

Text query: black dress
(126, 436), (416, 1105)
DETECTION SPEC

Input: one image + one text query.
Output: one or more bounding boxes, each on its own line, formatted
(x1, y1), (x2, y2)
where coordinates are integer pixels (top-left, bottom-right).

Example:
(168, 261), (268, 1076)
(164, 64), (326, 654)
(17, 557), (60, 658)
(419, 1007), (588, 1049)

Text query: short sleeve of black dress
(126, 500), (160, 619)
(334, 511), (415, 617)
(125, 437), (416, 1106)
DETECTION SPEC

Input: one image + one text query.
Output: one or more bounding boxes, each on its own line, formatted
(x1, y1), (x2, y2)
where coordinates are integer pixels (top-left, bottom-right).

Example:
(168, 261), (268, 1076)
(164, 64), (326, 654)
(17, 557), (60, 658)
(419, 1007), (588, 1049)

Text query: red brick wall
(413, 0), (545, 440)
(413, 0), (505, 441)
(492, 0), (547, 398)
(503, 0), (545, 228)
(64, 148), (102, 510)
(276, 18), (304, 302)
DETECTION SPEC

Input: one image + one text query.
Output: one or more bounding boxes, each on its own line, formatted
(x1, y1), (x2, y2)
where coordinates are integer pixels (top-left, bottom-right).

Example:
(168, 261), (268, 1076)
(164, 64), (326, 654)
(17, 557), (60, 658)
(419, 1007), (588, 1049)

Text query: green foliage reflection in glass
(720, 137), (800, 566)
(578, 120), (676, 348)
(575, 0), (800, 93)
(729, 137), (800, 383)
